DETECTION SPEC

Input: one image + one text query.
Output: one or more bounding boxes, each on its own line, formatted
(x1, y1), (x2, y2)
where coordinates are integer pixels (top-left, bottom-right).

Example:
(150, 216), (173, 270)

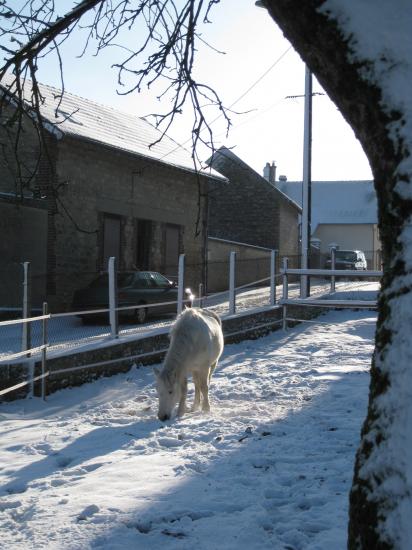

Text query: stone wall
(278, 195), (300, 258)
(49, 137), (209, 310)
(208, 156), (281, 250)
(0, 201), (48, 308)
(0, 110), (211, 311)
(207, 148), (300, 260)
(0, 304), (328, 401)
(207, 237), (272, 292)
(0, 108), (57, 309)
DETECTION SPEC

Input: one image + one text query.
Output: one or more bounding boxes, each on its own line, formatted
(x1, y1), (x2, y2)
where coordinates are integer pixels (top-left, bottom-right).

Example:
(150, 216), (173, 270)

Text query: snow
(0, 309), (375, 549)
(0, 75), (224, 181)
(278, 180), (377, 232)
(321, 1), (412, 184)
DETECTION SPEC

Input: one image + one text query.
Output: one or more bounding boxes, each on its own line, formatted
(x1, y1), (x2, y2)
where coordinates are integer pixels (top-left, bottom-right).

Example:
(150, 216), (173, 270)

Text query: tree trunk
(264, 1), (412, 548)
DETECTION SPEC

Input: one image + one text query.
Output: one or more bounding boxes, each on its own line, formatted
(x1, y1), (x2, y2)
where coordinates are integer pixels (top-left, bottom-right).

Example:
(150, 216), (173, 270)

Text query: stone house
(275, 178), (380, 269)
(206, 147), (301, 291)
(0, 78), (224, 311)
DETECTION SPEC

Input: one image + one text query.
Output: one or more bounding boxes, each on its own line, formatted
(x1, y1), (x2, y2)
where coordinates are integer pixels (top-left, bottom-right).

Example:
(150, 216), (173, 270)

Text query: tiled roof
(0, 76), (224, 181)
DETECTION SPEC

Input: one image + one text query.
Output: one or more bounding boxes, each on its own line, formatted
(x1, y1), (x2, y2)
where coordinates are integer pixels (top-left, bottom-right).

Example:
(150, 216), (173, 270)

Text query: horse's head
(153, 367), (179, 421)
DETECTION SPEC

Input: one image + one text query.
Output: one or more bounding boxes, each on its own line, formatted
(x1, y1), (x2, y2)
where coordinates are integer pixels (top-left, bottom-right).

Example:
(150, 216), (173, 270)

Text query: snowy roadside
(0, 309), (374, 549)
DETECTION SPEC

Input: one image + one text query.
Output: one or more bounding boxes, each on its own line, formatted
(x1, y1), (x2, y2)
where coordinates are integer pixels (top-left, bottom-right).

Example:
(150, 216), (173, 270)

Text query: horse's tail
(197, 308), (222, 326)
(208, 361), (218, 383)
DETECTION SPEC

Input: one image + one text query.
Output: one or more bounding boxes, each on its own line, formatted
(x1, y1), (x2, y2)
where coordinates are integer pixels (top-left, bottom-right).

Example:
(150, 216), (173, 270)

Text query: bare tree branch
(0, 0), (229, 170)
(0, 0), (229, 234)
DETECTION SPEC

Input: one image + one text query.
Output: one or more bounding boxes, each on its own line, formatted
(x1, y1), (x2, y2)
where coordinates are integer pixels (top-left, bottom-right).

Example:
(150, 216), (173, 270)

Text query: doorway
(136, 219), (152, 270)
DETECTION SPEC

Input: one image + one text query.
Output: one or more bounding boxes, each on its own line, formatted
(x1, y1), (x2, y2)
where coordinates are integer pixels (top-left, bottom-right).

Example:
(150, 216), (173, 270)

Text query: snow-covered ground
(0, 309), (375, 549)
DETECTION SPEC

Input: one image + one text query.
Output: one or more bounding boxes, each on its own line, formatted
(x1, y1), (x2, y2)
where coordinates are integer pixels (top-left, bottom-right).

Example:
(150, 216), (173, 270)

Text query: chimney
(263, 161), (277, 185)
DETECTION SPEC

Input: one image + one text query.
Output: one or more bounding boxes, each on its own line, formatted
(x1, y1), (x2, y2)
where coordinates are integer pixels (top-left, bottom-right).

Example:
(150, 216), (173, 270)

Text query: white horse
(154, 308), (224, 421)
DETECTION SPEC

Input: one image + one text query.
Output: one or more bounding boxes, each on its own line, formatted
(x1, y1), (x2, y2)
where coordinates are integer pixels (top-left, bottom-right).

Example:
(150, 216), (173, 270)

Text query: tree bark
(264, 1), (412, 548)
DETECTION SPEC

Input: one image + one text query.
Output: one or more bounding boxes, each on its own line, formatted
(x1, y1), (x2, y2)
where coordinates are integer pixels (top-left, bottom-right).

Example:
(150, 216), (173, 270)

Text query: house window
(102, 214), (121, 269)
(136, 219), (152, 270)
(164, 223), (180, 277)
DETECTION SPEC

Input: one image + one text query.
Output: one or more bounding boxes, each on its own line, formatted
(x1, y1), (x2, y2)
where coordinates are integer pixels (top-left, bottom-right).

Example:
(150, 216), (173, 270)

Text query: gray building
(205, 147), (301, 291)
(0, 78), (224, 310)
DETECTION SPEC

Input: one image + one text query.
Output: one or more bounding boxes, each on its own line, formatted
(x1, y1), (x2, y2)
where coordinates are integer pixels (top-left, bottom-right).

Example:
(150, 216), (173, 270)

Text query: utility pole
(255, 1), (315, 296)
(300, 66), (312, 298)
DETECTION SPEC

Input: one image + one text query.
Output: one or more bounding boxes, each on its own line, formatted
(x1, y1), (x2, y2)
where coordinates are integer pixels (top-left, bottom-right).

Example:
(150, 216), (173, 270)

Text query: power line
(228, 46), (292, 110)
(156, 45), (293, 162)
(212, 96), (285, 140)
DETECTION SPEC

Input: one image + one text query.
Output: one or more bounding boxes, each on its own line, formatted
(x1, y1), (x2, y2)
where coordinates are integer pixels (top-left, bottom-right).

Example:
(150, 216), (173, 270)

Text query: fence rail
(282, 298), (378, 308)
(280, 264), (382, 329)
(1, 252), (382, 401)
(0, 313), (51, 327)
(284, 268), (382, 277)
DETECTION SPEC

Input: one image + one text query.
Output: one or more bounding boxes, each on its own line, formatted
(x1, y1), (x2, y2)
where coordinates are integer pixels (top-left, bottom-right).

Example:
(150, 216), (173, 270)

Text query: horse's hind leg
(199, 371), (211, 412)
(177, 378), (188, 417)
(191, 372), (201, 412)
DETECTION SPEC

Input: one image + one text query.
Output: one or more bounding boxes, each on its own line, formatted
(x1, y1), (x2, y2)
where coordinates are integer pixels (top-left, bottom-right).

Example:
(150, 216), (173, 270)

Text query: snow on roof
(278, 180), (377, 231)
(0, 75), (224, 181)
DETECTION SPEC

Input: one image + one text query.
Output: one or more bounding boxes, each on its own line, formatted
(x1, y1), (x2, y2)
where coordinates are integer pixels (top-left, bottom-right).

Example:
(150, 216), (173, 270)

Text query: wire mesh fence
(0, 249), (382, 364)
(0, 250), (383, 402)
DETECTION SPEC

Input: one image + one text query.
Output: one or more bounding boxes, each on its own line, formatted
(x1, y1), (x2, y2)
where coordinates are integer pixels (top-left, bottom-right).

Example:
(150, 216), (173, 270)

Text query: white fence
(0, 252), (382, 400)
(280, 261), (382, 330)
(0, 307), (50, 399)
(0, 252), (281, 400)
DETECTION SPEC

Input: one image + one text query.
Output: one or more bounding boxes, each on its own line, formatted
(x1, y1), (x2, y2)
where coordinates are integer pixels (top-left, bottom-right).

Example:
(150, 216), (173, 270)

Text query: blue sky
(31, 0), (373, 182)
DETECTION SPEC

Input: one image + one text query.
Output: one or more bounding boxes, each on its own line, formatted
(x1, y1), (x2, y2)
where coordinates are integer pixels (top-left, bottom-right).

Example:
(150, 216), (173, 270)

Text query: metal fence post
(108, 256), (119, 338)
(41, 302), (48, 401)
(229, 251), (236, 315)
(331, 247), (336, 293)
(21, 261), (31, 354)
(282, 257), (289, 330)
(270, 249), (277, 306)
(198, 283), (203, 308)
(177, 254), (185, 315)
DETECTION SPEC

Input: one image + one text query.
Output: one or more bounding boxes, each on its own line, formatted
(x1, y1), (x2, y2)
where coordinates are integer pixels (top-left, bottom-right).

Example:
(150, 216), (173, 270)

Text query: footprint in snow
(157, 437), (184, 448)
(50, 478), (66, 487)
(82, 462), (105, 473)
(4, 482), (27, 495)
(77, 504), (100, 521)
(55, 455), (74, 468)
(5, 444), (25, 452)
(0, 500), (22, 511)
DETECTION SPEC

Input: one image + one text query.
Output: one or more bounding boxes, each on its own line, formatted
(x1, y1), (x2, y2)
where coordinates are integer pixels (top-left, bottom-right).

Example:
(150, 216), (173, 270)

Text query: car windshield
(88, 273), (134, 288)
(335, 251), (357, 262)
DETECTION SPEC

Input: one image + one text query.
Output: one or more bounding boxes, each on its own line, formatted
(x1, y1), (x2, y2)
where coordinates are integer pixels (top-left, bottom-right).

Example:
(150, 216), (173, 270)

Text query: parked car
(325, 249), (367, 270)
(72, 270), (194, 324)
